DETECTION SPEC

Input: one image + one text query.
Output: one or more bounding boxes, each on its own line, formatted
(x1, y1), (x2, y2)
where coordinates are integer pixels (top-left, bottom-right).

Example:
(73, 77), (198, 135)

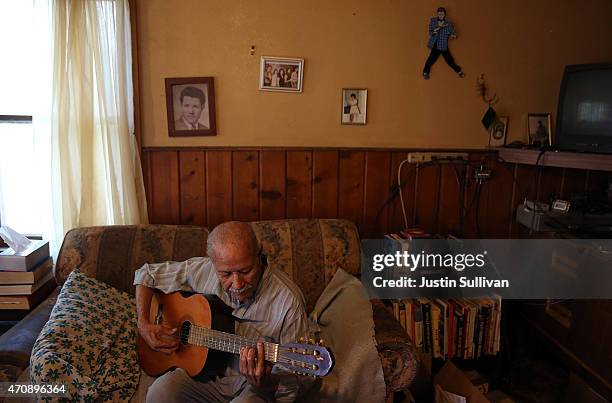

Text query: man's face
(437, 11), (445, 20)
(181, 95), (203, 125)
(213, 245), (262, 303)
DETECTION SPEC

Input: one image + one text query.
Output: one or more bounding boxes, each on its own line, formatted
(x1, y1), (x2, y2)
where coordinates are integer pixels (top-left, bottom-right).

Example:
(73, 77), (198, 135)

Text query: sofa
(0, 219), (417, 401)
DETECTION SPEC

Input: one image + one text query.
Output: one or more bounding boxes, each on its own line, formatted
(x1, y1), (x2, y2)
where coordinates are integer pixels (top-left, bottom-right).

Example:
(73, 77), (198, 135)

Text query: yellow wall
(136, 0), (612, 148)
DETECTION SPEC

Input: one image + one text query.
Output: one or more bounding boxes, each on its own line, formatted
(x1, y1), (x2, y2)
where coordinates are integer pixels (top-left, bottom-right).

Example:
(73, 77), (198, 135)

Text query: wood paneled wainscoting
(141, 147), (610, 238)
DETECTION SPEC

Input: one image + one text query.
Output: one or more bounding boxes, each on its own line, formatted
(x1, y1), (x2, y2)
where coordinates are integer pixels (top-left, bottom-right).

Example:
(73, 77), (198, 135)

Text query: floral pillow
(30, 270), (139, 402)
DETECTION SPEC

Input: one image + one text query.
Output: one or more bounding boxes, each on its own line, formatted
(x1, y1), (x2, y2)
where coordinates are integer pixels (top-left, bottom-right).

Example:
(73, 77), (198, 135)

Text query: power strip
(406, 152), (469, 163)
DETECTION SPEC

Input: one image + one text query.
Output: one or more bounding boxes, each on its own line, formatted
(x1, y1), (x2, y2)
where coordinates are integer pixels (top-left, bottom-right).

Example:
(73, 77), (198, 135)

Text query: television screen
(556, 64), (612, 152)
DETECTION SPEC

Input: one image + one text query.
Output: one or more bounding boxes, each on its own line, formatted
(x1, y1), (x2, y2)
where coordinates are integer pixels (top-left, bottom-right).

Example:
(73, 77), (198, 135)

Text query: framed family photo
(527, 113), (552, 146)
(165, 77), (217, 137)
(259, 56), (304, 93)
(341, 88), (367, 125)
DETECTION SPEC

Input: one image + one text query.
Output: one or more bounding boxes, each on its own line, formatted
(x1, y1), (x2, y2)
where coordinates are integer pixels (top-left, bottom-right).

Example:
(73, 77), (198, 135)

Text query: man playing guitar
(134, 221), (310, 402)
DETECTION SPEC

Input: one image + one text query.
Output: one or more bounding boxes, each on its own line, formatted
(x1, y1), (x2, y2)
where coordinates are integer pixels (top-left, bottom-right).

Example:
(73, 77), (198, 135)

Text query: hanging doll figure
(422, 7), (465, 80)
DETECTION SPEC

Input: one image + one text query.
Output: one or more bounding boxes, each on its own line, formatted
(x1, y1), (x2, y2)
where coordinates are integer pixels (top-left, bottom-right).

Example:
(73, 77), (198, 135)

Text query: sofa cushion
(55, 225), (209, 294)
(30, 271), (139, 401)
(250, 219), (361, 312)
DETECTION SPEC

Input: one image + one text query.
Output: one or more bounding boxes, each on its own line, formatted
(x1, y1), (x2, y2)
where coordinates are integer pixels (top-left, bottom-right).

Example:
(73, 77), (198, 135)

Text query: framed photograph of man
(165, 77), (217, 137)
(341, 89), (367, 125)
(259, 56), (304, 93)
(527, 113), (552, 146)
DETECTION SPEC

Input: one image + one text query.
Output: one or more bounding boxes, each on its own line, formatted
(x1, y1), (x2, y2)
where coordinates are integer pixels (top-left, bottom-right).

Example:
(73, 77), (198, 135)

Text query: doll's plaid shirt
(427, 18), (457, 51)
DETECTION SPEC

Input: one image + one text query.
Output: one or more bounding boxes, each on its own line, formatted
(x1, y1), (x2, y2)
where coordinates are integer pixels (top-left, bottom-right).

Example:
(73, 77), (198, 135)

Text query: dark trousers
(423, 47), (462, 74)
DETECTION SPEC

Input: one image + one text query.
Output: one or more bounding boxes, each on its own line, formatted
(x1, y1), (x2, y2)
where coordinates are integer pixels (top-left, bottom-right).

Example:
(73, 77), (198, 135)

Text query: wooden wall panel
(437, 163), (464, 236)
(362, 152), (391, 238)
(414, 164), (441, 234)
(206, 151), (232, 228)
(232, 151), (259, 221)
(388, 152), (416, 234)
(338, 151), (365, 229)
(143, 147), (610, 239)
(260, 151), (286, 220)
(312, 151), (339, 219)
(483, 159), (515, 237)
(179, 151), (206, 226)
(149, 151), (179, 224)
(286, 151), (313, 219)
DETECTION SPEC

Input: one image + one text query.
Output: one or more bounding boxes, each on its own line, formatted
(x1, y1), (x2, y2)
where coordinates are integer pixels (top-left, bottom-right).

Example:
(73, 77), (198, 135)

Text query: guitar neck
(186, 324), (279, 363)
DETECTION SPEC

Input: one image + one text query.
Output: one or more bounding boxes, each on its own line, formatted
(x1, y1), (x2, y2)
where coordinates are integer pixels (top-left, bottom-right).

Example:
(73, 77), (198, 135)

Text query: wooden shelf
(497, 148), (612, 172)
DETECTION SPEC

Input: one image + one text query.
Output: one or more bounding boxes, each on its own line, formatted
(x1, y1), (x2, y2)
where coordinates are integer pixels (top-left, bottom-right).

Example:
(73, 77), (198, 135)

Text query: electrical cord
(374, 157), (468, 228)
(397, 158), (411, 229)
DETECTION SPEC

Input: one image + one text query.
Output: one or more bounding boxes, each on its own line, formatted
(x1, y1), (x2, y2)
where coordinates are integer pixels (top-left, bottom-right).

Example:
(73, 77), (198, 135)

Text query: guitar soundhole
(180, 321), (191, 345)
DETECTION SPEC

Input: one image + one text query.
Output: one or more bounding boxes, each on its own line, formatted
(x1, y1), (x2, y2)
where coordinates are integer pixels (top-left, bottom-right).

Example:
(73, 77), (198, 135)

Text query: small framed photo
(165, 77), (216, 137)
(259, 56), (304, 93)
(527, 113), (552, 146)
(488, 116), (508, 147)
(341, 89), (367, 125)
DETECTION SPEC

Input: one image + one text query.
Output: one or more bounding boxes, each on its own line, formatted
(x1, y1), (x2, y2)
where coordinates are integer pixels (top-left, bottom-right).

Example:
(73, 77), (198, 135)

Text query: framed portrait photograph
(341, 88), (367, 125)
(527, 113), (551, 146)
(488, 116), (508, 147)
(259, 56), (304, 93)
(165, 77), (217, 137)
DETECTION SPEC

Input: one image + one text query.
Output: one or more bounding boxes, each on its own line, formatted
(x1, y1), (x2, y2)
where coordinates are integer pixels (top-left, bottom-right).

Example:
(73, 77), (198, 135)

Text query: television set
(555, 63), (612, 153)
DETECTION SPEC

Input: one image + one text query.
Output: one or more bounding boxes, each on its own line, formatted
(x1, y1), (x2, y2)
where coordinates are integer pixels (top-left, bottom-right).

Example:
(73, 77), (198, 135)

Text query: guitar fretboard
(185, 324), (278, 363)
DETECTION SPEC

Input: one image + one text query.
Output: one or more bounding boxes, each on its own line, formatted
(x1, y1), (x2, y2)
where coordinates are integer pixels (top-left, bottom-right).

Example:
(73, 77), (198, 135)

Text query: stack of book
(0, 240), (55, 310)
(392, 298), (502, 360)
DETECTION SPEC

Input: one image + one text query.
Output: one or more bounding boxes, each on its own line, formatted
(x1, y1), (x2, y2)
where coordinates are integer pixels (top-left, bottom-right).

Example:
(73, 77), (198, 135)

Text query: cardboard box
(434, 361), (489, 403)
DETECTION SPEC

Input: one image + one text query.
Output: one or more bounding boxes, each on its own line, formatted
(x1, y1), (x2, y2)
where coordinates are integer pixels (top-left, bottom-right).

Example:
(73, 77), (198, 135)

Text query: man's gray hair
(206, 221), (258, 260)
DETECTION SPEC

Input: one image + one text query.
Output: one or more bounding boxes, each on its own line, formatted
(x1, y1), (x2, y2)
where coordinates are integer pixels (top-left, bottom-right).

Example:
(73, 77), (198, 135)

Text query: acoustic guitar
(137, 291), (333, 379)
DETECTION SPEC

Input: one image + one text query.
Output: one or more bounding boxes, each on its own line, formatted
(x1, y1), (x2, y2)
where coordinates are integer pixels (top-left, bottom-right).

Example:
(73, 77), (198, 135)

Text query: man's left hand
(240, 342), (279, 392)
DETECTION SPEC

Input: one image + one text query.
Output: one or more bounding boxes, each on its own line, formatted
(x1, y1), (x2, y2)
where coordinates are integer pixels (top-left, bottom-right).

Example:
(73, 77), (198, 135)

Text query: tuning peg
(298, 336), (305, 343)
(308, 338), (315, 344)
(318, 339), (324, 345)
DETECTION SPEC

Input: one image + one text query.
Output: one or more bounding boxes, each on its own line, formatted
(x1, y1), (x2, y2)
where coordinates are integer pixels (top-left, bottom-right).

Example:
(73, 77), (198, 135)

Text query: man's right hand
(138, 321), (180, 354)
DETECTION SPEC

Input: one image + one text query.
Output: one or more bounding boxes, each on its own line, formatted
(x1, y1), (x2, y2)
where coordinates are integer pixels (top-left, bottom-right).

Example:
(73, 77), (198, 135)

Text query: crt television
(555, 63), (612, 153)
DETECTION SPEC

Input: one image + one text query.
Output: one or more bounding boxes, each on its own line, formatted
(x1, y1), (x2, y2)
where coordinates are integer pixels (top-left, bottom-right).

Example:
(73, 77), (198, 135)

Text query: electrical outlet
(473, 164), (492, 183)
(406, 152), (468, 163)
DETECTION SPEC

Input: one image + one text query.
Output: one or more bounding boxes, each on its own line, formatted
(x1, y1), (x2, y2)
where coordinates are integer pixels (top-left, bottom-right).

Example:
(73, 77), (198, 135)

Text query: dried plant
(476, 73), (499, 106)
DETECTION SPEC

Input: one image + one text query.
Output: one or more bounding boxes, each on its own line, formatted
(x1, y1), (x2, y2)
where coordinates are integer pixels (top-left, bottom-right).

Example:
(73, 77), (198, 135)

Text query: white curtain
(51, 0), (147, 245)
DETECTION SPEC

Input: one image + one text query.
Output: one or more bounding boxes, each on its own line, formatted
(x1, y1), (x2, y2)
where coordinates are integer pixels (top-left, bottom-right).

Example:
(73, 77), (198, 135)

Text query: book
(414, 300), (423, 350)
(404, 299), (413, 339)
(0, 240), (49, 271)
(0, 275), (56, 310)
(433, 299), (447, 359)
(0, 257), (52, 284)
(430, 301), (441, 358)
(0, 271), (54, 295)
(420, 298), (433, 353)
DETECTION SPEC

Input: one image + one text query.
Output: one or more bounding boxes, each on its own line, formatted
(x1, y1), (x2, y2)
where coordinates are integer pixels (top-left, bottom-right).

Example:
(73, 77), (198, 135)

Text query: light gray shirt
(133, 257), (309, 401)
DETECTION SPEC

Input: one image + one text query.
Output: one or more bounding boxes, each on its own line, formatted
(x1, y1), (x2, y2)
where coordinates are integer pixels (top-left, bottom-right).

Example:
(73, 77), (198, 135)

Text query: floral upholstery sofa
(0, 219), (417, 401)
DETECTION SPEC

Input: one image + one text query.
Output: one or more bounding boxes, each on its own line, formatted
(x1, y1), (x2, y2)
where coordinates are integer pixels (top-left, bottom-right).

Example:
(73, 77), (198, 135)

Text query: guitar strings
(185, 324), (277, 362)
(180, 324), (319, 371)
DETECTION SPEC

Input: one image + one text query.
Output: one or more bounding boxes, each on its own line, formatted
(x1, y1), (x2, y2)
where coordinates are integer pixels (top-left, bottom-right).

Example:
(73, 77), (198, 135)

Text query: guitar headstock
(276, 338), (334, 378)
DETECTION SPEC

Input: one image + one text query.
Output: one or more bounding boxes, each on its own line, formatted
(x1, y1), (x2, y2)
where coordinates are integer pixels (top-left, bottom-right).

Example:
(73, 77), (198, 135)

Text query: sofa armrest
(0, 288), (59, 381)
(372, 299), (419, 393)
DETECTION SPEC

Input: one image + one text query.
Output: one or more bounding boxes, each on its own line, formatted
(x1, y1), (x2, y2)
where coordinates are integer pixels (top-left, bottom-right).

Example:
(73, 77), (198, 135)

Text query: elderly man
(134, 221), (309, 402)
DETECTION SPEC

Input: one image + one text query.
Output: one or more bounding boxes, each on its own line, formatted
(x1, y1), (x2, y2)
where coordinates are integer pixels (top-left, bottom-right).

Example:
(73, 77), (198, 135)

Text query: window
(0, 0), (53, 236)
